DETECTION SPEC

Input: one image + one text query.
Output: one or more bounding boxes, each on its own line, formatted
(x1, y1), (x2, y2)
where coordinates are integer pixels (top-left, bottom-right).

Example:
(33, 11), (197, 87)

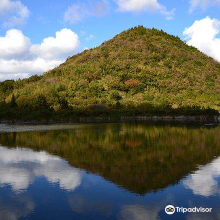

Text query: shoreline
(0, 115), (220, 125)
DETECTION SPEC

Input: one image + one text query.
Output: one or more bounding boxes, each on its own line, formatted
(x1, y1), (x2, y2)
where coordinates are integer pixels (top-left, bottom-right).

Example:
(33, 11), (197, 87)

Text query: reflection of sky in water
(0, 193), (34, 220)
(1, 145), (220, 220)
(119, 204), (162, 220)
(184, 157), (220, 197)
(0, 146), (82, 192)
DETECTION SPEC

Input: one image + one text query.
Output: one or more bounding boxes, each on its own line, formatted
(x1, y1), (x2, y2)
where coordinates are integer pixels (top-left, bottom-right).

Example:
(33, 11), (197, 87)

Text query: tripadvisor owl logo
(165, 205), (212, 214)
(165, 205), (175, 215)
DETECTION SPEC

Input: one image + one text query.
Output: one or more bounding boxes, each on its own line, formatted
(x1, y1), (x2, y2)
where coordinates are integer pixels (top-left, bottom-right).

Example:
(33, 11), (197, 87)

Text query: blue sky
(6, 0), (219, 47)
(0, 0), (220, 81)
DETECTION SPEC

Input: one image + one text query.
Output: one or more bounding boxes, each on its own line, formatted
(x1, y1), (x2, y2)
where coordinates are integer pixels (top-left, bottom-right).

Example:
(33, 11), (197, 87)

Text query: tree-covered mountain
(0, 26), (220, 120)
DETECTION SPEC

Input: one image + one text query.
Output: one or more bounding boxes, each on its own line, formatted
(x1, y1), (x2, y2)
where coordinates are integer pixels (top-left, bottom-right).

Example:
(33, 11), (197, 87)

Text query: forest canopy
(0, 26), (220, 120)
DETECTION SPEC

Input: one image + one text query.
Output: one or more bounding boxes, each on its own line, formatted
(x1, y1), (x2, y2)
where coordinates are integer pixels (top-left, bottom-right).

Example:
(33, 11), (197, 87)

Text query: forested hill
(0, 26), (220, 120)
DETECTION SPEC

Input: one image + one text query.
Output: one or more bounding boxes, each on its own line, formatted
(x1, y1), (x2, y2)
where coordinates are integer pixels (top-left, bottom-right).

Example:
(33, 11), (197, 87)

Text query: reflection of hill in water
(0, 123), (220, 194)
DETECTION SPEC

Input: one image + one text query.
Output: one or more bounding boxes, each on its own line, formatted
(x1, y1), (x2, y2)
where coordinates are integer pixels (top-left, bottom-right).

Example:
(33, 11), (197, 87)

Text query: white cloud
(0, 28), (80, 81)
(30, 29), (80, 60)
(189, 0), (220, 12)
(0, 72), (29, 81)
(0, 0), (30, 28)
(64, 4), (85, 24)
(64, 0), (109, 24)
(0, 59), (62, 81)
(0, 146), (82, 192)
(0, 29), (31, 59)
(183, 17), (220, 62)
(86, 34), (95, 41)
(115, 0), (175, 19)
(183, 157), (220, 197)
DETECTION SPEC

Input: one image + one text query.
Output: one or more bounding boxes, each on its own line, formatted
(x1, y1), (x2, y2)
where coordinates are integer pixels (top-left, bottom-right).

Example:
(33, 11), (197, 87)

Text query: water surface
(0, 123), (220, 220)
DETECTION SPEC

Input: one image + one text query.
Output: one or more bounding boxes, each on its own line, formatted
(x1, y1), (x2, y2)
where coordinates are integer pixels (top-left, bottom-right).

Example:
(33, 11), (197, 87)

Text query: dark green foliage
(0, 80), (15, 102)
(0, 26), (220, 121)
(33, 95), (50, 110)
(9, 94), (17, 108)
(110, 91), (122, 101)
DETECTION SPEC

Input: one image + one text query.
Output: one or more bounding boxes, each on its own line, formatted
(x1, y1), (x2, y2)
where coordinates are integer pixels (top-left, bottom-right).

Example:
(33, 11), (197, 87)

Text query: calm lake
(0, 122), (220, 220)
